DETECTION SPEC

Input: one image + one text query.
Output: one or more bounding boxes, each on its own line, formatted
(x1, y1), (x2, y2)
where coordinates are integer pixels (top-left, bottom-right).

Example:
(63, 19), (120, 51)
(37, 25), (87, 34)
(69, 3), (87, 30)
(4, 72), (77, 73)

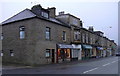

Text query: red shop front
(56, 44), (73, 63)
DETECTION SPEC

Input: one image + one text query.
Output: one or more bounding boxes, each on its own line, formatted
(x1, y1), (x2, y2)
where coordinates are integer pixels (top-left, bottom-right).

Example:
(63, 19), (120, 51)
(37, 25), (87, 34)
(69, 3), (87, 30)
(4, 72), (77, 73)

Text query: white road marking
(102, 63), (111, 66)
(111, 60), (118, 63)
(83, 57), (119, 74)
(83, 67), (98, 74)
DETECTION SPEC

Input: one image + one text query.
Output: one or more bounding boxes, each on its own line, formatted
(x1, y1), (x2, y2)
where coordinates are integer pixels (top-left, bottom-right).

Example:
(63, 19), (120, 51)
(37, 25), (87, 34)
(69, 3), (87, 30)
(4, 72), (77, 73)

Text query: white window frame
(45, 49), (50, 58)
(20, 26), (25, 39)
(45, 27), (51, 40)
(74, 31), (80, 40)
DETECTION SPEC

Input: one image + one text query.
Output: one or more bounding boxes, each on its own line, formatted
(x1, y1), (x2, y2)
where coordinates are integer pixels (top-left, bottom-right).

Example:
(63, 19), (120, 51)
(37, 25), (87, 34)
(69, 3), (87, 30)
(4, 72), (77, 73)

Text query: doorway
(52, 49), (55, 63)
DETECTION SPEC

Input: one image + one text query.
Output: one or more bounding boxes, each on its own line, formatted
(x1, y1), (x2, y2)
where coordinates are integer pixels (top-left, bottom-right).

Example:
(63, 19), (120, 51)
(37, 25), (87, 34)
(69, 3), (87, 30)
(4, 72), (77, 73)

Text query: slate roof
(2, 9), (36, 24)
(2, 9), (70, 28)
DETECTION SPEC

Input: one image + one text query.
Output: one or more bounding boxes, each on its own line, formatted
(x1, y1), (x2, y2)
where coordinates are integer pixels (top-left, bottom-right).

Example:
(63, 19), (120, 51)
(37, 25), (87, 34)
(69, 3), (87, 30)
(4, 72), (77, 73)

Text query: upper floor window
(1, 33), (3, 40)
(46, 27), (51, 40)
(82, 34), (85, 43)
(42, 12), (49, 18)
(62, 31), (66, 41)
(72, 18), (78, 25)
(19, 26), (25, 39)
(90, 38), (93, 44)
(74, 31), (80, 40)
(86, 34), (88, 43)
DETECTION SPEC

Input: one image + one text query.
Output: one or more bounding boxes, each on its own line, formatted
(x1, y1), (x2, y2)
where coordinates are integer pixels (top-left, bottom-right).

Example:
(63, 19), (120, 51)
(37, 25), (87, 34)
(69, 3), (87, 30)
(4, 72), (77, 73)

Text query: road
(2, 56), (119, 75)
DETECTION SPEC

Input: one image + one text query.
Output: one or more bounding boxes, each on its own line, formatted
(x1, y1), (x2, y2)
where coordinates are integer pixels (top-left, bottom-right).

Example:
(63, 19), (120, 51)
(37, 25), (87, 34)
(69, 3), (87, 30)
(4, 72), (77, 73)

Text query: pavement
(2, 56), (120, 75)
(2, 56), (112, 70)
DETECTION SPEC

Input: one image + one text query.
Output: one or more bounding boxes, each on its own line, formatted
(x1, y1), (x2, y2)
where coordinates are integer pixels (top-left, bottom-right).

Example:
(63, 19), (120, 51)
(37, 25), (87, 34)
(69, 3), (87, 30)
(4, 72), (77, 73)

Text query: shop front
(91, 47), (97, 58)
(96, 47), (103, 58)
(103, 48), (107, 57)
(107, 48), (112, 56)
(71, 44), (82, 61)
(82, 45), (93, 60)
(57, 44), (73, 63)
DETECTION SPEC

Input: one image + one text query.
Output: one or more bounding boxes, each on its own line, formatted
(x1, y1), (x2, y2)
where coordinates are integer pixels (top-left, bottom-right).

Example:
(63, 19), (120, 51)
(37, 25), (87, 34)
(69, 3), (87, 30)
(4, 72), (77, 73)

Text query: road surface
(2, 56), (119, 75)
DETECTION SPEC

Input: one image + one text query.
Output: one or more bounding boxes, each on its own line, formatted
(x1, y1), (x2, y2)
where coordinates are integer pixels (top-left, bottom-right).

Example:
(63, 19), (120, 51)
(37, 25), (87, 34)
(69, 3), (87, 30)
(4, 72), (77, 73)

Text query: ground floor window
(10, 50), (14, 56)
(57, 49), (71, 62)
(58, 49), (70, 59)
(45, 49), (50, 58)
(1, 50), (3, 56)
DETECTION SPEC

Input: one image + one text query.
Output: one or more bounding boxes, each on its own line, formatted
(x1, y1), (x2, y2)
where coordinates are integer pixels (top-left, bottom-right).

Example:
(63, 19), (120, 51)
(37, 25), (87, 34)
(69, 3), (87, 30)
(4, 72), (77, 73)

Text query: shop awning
(58, 44), (73, 49)
(72, 44), (81, 49)
(97, 47), (103, 50)
(82, 45), (92, 49)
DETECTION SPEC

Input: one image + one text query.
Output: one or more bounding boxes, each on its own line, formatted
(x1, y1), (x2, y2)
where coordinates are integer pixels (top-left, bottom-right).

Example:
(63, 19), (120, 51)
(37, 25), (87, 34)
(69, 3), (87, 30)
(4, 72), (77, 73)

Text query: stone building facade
(1, 4), (117, 66)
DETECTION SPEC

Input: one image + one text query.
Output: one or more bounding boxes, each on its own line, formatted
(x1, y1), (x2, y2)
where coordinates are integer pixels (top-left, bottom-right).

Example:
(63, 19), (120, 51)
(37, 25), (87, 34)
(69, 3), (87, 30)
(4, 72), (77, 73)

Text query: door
(52, 49), (55, 63)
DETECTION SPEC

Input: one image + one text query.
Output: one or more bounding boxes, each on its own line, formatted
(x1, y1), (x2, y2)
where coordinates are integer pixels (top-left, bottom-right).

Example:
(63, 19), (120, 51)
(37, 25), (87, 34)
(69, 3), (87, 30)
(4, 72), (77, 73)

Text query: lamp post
(108, 26), (112, 39)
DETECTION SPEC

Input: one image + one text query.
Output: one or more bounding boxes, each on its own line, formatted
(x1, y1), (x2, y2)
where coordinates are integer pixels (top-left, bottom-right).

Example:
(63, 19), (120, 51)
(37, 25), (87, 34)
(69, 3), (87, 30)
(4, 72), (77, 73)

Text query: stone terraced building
(1, 4), (117, 66)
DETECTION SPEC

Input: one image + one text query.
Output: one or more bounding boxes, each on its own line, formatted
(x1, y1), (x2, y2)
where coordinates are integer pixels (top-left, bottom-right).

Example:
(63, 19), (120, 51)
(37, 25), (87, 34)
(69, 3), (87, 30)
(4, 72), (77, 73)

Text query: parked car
(116, 53), (120, 56)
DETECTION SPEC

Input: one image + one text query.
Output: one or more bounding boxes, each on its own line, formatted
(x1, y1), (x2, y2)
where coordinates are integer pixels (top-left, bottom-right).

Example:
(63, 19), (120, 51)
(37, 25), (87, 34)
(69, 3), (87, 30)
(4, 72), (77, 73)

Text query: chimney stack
(48, 7), (56, 18)
(88, 26), (94, 31)
(59, 11), (65, 15)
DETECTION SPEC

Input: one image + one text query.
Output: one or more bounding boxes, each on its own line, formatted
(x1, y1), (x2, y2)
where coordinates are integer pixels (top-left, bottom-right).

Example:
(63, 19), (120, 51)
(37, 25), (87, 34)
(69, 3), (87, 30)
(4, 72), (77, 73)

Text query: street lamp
(108, 26), (112, 39)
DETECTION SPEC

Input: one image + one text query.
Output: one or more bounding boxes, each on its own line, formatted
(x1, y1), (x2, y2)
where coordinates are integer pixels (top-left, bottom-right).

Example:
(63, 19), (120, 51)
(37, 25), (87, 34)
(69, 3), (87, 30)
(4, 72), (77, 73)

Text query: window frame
(19, 26), (25, 39)
(62, 31), (66, 41)
(74, 31), (80, 41)
(1, 33), (3, 40)
(10, 50), (14, 56)
(45, 49), (51, 58)
(1, 50), (3, 56)
(41, 11), (49, 18)
(45, 27), (51, 40)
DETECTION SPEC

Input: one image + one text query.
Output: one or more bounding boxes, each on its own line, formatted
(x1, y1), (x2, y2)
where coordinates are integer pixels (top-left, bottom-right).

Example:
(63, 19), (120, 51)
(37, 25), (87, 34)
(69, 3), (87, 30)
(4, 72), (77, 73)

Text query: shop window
(58, 49), (70, 59)
(45, 49), (50, 58)
(10, 50), (14, 56)
(66, 49), (70, 58)
(19, 26), (25, 39)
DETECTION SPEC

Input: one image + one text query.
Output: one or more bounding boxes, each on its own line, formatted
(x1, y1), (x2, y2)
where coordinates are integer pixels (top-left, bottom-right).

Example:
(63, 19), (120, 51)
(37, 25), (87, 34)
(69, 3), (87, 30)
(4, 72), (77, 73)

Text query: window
(45, 49), (50, 58)
(74, 31), (80, 40)
(86, 34), (88, 43)
(90, 38), (93, 44)
(46, 27), (51, 40)
(19, 26), (25, 39)
(10, 50), (14, 56)
(62, 31), (66, 41)
(72, 18), (78, 25)
(42, 12), (49, 18)
(82, 34), (85, 43)
(1, 50), (3, 56)
(1, 33), (3, 40)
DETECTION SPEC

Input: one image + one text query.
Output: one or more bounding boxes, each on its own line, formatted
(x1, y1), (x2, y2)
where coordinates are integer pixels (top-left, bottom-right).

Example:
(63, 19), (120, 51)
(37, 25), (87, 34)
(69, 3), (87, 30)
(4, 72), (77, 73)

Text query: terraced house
(1, 4), (117, 66)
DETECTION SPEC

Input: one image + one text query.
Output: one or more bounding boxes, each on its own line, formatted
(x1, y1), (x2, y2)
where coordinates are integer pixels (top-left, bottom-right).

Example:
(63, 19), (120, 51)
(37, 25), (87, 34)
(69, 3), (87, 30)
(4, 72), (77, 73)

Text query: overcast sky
(0, 0), (119, 44)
